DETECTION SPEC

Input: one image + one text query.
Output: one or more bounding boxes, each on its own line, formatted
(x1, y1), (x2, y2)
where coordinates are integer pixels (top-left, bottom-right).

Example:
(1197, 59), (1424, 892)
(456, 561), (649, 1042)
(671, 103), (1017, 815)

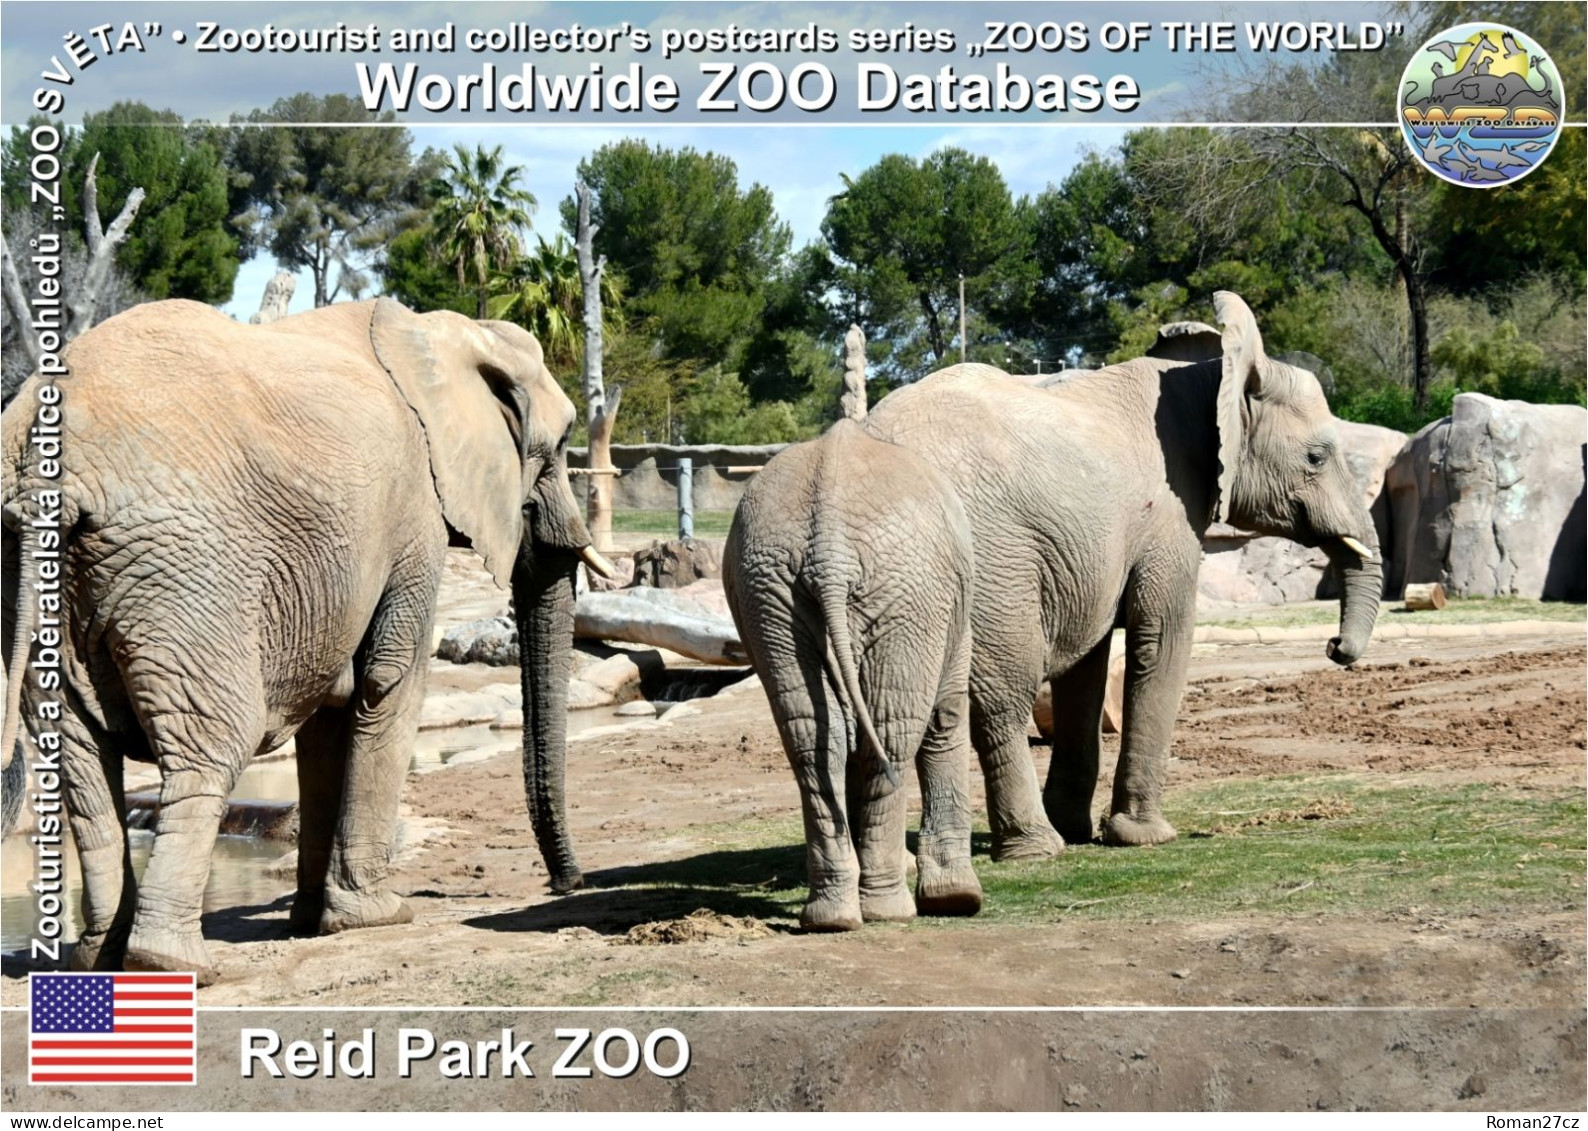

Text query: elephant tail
(1, 508), (38, 836)
(815, 575), (900, 792)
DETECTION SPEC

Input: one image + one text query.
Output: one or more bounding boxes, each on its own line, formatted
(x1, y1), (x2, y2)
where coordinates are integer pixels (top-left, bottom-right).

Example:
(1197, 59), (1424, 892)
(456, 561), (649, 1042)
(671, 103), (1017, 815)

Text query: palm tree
(431, 143), (537, 318)
(490, 234), (623, 371)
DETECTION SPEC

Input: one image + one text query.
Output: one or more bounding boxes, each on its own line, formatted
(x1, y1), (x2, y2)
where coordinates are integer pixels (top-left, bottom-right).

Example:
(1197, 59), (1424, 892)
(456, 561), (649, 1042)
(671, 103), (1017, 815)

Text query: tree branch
(70, 152), (145, 338)
(0, 234), (41, 369)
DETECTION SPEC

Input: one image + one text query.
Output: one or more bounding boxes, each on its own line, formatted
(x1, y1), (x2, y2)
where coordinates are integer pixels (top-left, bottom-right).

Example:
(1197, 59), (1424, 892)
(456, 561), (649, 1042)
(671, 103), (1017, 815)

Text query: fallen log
(575, 589), (747, 665)
(1403, 582), (1447, 611)
(1033, 650), (1127, 737)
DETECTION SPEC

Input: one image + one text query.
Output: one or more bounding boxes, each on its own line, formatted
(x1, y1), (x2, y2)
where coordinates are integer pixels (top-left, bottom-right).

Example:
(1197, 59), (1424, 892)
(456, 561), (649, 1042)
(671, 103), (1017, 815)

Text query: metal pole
(677, 457), (694, 541)
(958, 273), (966, 362)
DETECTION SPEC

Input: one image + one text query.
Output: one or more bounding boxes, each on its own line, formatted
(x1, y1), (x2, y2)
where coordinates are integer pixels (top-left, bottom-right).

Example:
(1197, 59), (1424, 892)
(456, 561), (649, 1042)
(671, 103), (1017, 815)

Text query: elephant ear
(1211, 291), (1269, 525)
(370, 298), (524, 588)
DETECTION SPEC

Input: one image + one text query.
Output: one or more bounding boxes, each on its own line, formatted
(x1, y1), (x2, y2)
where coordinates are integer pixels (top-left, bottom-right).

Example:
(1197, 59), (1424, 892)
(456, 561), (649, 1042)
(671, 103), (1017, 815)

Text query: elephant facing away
(864, 292), (1382, 855)
(723, 420), (982, 930)
(1, 298), (612, 983)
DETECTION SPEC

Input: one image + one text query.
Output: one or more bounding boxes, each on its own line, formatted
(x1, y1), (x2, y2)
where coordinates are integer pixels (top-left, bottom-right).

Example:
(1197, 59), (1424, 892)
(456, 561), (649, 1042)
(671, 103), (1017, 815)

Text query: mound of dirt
(1201, 798), (1355, 836)
(620, 908), (773, 946)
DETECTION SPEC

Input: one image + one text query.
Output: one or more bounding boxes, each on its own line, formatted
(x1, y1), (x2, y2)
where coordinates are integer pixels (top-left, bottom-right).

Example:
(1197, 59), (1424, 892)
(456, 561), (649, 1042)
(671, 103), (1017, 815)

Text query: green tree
(560, 140), (790, 367)
(489, 234), (623, 372)
(378, 223), (474, 315)
(822, 147), (1033, 378)
(65, 102), (239, 303)
(431, 143), (537, 319)
(229, 93), (431, 307)
(2, 116), (80, 219)
(5, 106), (238, 304)
(678, 367), (805, 445)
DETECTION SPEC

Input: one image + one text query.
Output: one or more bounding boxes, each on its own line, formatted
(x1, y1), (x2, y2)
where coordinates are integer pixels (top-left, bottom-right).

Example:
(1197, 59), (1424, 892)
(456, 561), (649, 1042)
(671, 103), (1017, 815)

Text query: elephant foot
(800, 893), (863, 933)
(125, 927), (218, 987)
(548, 870), (585, 896)
(1103, 812), (1178, 847)
(319, 887), (414, 935)
(915, 857), (982, 917)
(68, 927), (130, 972)
(1050, 810), (1099, 846)
(991, 825), (1066, 862)
(289, 889), (325, 937)
(860, 884), (917, 923)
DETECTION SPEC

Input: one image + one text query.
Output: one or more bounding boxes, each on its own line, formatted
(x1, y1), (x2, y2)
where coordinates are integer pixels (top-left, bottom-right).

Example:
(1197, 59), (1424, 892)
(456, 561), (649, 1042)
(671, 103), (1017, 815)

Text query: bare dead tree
(841, 323), (867, 420)
(248, 271), (297, 324)
(1, 154), (145, 367)
(575, 180), (620, 552)
(1152, 35), (1440, 410)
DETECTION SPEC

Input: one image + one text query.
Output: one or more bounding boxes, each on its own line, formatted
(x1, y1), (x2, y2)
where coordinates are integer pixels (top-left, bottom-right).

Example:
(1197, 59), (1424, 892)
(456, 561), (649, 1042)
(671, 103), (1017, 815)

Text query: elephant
(0, 297), (614, 983)
(863, 291), (1382, 856)
(722, 420), (982, 930)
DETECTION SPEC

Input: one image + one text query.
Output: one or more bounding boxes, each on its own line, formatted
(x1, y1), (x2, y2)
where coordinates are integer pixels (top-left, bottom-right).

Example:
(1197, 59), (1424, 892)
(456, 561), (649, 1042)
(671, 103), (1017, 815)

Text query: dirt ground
(3, 613), (1583, 1110)
(8, 627), (1573, 1013)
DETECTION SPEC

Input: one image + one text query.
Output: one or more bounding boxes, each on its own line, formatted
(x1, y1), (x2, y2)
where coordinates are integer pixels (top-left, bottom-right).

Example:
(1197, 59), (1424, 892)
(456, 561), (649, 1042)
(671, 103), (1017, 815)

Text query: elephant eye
(1306, 447), (1328, 469)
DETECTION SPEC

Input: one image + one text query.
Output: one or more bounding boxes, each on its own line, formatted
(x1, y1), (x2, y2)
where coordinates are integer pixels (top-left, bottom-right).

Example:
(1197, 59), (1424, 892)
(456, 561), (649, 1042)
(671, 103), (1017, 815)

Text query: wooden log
(575, 590), (747, 665)
(1031, 651), (1128, 738)
(1403, 582), (1447, 611)
(1102, 653), (1127, 735)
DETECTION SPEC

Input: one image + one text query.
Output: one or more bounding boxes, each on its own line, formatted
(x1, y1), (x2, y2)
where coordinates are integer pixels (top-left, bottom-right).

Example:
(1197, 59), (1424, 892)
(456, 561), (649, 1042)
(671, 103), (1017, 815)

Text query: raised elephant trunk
(1322, 531), (1382, 666)
(513, 540), (583, 893)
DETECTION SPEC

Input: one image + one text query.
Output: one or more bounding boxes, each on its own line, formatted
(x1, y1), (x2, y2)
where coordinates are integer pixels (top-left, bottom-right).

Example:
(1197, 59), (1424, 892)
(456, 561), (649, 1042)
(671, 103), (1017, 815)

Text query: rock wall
(1386, 394), (1586, 601)
(568, 443), (786, 513)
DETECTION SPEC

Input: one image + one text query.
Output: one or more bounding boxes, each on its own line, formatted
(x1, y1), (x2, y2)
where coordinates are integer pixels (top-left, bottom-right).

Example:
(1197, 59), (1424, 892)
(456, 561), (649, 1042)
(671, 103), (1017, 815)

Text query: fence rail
(570, 452), (769, 545)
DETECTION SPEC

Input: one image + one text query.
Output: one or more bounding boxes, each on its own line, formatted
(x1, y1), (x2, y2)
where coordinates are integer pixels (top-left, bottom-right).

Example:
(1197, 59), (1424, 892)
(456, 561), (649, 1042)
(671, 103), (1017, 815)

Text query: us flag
(29, 972), (197, 1085)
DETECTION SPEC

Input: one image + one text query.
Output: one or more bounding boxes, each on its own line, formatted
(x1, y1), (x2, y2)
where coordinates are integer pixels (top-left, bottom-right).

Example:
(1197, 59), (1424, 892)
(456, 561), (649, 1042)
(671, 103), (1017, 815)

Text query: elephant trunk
(512, 539), (583, 894)
(1322, 532), (1382, 666)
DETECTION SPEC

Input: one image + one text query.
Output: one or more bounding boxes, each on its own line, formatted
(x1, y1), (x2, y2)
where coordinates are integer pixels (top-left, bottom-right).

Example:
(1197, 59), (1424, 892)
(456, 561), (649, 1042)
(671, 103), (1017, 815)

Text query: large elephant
(864, 292), (1381, 855)
(723, 420), (982, 930)
(0, 297), (612, 983)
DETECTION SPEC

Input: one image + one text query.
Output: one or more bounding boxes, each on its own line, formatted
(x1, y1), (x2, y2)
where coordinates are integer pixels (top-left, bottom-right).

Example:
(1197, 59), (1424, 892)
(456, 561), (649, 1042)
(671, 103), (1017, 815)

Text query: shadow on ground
(464, 842), (807, 936)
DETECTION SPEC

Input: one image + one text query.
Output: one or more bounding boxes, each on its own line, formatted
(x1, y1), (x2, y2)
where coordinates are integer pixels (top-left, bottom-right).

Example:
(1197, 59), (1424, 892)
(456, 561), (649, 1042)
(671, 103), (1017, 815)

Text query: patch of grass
(610, 509), (735, 538)
(1200, 596), (1586, 630)
(975, 776), (1584, 924)
(564, 968), (676, 1007)
(601, 776), (1584, 928)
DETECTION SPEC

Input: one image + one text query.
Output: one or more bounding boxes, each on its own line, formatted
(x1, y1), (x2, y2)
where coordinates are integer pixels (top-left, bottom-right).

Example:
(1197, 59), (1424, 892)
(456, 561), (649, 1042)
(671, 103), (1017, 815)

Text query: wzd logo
(1399, 22), (1562, 187)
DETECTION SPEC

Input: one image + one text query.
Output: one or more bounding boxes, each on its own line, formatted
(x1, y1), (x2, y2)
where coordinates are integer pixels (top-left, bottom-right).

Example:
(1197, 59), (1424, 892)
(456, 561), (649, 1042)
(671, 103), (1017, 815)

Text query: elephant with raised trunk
(1, 297), (614, 983)
(864, 292), (1381, 855)
(723, 420), (982, 930)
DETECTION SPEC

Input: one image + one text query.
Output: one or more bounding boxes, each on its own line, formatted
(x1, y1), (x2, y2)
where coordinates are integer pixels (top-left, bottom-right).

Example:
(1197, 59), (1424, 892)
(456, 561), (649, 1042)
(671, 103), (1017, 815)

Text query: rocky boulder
(630, 537), (723, 588)
(1386, 394), (1585, 600)
(435, 616), (518, 665)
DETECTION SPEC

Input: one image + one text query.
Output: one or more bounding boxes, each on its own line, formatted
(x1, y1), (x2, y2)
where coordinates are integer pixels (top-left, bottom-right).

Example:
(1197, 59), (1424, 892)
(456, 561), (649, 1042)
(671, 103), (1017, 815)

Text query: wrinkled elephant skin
(0, 298), (595, 983)
(864, 292), (1382, 854)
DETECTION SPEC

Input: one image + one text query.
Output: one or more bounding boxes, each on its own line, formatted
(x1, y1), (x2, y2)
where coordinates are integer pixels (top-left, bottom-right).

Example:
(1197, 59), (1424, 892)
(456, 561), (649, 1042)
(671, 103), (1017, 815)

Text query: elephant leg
(1041, 634), (1114, 845)
(754, 603), (862, 932)
(320, 576), (435, 934)
(848, 747), (914, 923)
(288, 705), (349, 936)
(124, 654), (264, 985)
(1104, 577), (1196, 847)
(914, 665), (981, 916)
(58, 706), (140, 971)
(967, 619), (1065, 861)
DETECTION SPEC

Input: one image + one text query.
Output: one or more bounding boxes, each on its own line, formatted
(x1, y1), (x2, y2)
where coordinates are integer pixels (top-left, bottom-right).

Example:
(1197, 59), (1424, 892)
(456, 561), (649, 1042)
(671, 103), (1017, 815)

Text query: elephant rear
(724, 420), (981, 930)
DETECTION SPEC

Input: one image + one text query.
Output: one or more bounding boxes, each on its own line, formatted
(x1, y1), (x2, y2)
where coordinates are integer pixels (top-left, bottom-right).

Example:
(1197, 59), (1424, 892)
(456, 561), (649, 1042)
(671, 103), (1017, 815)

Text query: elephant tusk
(1338, 535), (1375, 562)
(579, 544), (619, 580)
